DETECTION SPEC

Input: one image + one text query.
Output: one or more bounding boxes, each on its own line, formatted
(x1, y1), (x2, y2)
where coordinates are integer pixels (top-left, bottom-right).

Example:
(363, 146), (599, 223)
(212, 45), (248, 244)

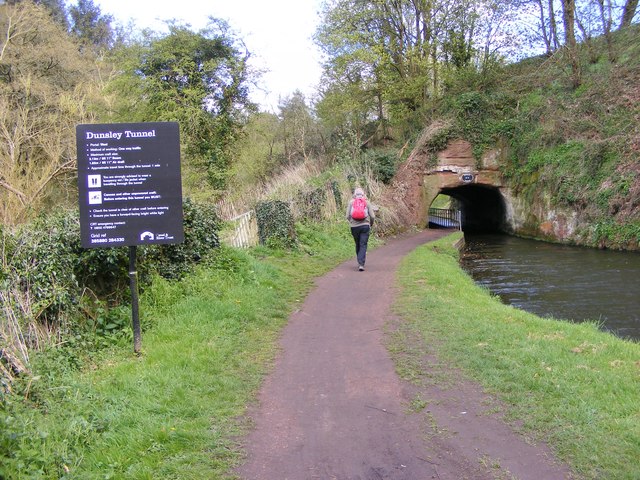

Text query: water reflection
(459, 234), (640, 341)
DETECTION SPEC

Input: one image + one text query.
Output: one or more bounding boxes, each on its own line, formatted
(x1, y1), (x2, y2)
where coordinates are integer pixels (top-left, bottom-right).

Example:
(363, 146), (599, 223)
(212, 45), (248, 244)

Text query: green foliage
(425, 126), (456, 154)
(4, 211), (82, 324)
(442, 29), (473, 69)
(504, 139), (620, 214)
(293, 220), (353, 258)
(296, 188), (327, 222)
(442, 61), (504, 95)
(230, 112), (284, 187)
(105, 20), (254, 193)
(437, 89), (519, 162)
(146, 199), (221, 280)
(452, 91), (487, 117)
(362, 149), (398, 185)
(1, 200), (222, 358)
(68, 0), (114, 51)
(330, 129), (362, 164)
(315, 0), (516, 141)
(414, 124), (458, 169)
(255, 200), (297, 249)
(592, 220), (640, 249)
(75, 245), (129, 303)
(0, 1), (106, 224)
(278, 90), (325, 164)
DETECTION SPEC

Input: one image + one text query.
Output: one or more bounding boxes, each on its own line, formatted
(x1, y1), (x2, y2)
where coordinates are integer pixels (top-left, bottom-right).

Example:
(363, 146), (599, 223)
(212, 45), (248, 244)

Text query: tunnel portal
(438, 184), (507, 233)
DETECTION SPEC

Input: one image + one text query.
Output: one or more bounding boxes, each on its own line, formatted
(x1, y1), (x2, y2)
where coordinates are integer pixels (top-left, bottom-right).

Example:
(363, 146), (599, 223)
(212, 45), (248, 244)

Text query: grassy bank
(5, 226), (637, 479)
(1, 221), (355, 479)
(392, 232), (640, 479)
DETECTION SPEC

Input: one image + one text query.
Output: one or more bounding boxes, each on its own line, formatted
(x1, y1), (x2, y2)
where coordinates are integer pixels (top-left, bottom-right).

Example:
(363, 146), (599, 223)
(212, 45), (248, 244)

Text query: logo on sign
(461, 173), (474, 183)
(140, 231), (155, 241)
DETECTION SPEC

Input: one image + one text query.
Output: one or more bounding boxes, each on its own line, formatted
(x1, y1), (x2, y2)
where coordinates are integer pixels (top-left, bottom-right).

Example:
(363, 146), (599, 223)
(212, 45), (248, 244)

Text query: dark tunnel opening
(438, 184), (507, 233)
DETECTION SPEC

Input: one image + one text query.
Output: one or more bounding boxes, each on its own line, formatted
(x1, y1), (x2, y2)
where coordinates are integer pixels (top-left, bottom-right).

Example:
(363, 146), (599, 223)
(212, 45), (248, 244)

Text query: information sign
(77, 122), (184, 248)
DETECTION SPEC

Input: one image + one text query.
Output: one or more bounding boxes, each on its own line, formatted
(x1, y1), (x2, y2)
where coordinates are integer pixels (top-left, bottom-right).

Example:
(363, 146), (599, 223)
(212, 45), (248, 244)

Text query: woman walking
(346, 187), (375, 271)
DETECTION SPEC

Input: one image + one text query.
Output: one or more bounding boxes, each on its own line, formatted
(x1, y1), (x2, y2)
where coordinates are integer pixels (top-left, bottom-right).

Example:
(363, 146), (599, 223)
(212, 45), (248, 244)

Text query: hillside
(499, 24), (639, 248)
(394, 23), (640, 250)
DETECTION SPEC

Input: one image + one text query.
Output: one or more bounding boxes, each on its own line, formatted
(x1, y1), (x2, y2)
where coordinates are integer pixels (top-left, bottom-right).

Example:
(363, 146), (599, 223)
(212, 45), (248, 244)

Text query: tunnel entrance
(437, 184), (507, 233)
(390, 135), (512, 231)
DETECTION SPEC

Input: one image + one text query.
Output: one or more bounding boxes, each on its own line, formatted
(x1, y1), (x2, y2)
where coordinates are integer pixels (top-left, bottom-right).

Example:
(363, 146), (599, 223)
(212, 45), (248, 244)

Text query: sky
(92, 0), (324, 111)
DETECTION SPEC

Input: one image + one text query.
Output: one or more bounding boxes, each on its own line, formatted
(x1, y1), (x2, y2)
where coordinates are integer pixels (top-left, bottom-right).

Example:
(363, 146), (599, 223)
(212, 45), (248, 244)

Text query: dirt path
(237, 230), (573, 480)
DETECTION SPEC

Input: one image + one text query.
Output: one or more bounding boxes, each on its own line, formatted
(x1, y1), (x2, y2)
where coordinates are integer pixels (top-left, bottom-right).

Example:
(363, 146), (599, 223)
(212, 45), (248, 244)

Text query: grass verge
(392, 232), (640, 480)
(0, 220), (356, 479)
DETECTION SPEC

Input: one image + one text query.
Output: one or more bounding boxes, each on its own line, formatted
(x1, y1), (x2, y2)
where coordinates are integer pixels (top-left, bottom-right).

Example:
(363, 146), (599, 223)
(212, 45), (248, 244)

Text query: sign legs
(129, 246), (142, 354)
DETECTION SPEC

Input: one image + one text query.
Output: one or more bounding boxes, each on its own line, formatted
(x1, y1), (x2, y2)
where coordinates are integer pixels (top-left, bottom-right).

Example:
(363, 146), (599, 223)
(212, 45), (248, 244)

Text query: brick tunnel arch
(437, 184), (507, 233)
(388, 131), (515, 232)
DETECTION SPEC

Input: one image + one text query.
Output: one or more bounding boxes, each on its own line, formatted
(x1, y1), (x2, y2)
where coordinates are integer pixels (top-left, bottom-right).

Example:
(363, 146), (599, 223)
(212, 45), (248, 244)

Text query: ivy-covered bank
(497, 27), (639, 250)
(389, 24), (640, 251)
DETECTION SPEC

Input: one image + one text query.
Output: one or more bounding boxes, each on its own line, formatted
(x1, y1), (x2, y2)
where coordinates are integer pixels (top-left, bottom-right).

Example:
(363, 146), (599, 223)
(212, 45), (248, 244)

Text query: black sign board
(77, 122), (184, 248)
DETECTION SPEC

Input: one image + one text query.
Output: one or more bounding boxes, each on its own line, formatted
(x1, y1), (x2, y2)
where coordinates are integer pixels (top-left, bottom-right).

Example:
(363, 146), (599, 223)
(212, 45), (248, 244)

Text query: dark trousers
(350, 225), (370, 266)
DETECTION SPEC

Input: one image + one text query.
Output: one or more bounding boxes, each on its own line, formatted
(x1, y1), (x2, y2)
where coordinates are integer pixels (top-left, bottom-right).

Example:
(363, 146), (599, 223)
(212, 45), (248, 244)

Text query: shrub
(146, 198), (220, 279)
(363, 149), (398, 185)
(296, 188), (327, 222)
(0, 200), (222, 383)
(3, 211), (83, 326)
(255, 200), (297, 248)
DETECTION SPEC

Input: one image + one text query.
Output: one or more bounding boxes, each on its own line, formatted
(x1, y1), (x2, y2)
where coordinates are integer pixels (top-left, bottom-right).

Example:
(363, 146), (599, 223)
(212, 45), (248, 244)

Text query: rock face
(389, 130), (591, 244)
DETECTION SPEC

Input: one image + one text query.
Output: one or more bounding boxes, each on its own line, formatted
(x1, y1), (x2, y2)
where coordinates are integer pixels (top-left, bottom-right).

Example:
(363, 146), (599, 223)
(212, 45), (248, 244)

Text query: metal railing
(428, 208), (462, 229)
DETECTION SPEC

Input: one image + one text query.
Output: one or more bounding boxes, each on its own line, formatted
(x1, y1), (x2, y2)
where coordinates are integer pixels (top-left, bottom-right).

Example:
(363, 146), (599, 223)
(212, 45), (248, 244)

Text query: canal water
(459, 234), (640, 341)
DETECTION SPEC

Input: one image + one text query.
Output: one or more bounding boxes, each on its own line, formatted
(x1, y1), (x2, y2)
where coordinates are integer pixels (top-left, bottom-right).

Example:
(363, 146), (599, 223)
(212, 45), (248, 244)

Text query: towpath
(237, 229), (572, 480)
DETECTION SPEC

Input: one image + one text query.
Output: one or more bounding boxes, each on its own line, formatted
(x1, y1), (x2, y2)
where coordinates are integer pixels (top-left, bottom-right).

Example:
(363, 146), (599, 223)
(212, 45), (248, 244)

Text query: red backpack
(351, 197), (368, 220)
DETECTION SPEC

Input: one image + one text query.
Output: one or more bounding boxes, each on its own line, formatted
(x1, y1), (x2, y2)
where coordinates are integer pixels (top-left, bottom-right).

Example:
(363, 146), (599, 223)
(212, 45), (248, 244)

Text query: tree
(278, 91), (324, 165)
(619, 0), (639, 28)
(522, 0), (561, 55)
(441, 0), (478, 68)
(547, 0), (561, 50)
(230, 112), (284, 187)
(315, 0), (520, 140)
(4, 0), (69, 27)
(561, 0), (581, 87)
(68, 0), (114, 51)
(106, 19), (255, 194)
(0, 1), (105, 224)
(315, 0), (440, 138)
(573, 0), (617, 61)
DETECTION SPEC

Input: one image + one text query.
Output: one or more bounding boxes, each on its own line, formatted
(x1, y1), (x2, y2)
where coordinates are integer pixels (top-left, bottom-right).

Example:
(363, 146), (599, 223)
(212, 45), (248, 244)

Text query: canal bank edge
(392, 232), (640, 479)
